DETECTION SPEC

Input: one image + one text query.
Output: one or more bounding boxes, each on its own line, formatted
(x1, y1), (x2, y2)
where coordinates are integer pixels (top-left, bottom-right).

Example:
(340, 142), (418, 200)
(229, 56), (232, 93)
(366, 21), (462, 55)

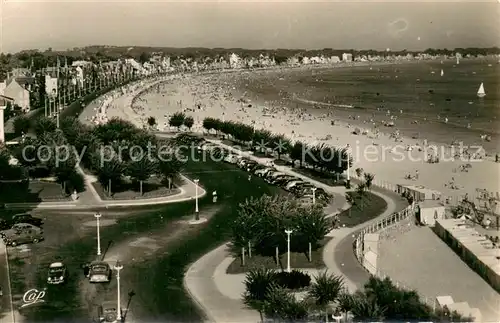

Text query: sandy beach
(83, 68), (500, 208)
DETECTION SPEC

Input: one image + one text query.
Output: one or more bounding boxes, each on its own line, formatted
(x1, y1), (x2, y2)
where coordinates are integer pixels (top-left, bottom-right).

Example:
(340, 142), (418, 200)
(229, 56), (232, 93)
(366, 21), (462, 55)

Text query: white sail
(477, 83), (486, 98)
(440, 69), (444, 76)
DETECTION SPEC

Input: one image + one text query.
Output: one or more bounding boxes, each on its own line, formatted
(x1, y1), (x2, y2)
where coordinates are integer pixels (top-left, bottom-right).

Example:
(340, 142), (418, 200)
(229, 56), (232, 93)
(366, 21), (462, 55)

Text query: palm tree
(356, 183), (366, 210)
(350, 294), (386, 321)
(94, 155), (123, 196)
(355, 167), (364, 178)
(337, 291), (354, 321)
(183, 116), (194, 131)
(157, 158), (183, 189)
(264, 283), (309, 321)
(34, 116), (57, 136)
(345, 193), (355, 218)
(126, 158), (157, 195)
(242, 268), (277, 320)
(364, 173), (375, 190)
(308, 271), (345, 322)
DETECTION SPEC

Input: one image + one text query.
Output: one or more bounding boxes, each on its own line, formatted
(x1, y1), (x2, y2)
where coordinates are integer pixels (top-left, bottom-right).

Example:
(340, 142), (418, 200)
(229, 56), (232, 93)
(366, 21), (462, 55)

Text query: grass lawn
(292, 166), (346, 187)
(0, 180), (70, 203)
(91, 178), (181, 200)
(226, 238), (330, 274)
(336, 191), (387, 228)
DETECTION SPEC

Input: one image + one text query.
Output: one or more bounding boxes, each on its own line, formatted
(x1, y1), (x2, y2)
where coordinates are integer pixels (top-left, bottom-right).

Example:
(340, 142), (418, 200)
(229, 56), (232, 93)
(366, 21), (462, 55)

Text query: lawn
(226, 238), (330, 274)
(336, 191), (388, 228)
(0, 180), (70, 203)
(6, 150), (281, 322)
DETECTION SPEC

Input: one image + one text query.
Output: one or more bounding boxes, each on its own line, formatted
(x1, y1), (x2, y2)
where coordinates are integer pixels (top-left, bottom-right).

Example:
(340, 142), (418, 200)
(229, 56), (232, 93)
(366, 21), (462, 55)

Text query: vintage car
(97, 301), (118, 323)
(47, 262), (68, 285)
(87, 261), (112, 283)
(1, 223), (44, 247)
(11, 213), (44, 228)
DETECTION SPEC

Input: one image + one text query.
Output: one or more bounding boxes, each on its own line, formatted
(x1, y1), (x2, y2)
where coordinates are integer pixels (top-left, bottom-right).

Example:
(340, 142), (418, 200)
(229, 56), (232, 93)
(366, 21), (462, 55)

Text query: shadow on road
(101, 240), (114, 262)
(122, 290), (136, 322)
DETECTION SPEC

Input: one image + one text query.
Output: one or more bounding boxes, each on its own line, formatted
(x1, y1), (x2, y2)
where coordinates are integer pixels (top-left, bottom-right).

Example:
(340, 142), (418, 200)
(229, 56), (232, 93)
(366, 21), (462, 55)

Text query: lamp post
(114, 260), (123, 322)
(284, 229), (293, 272)
(194, 179), (200, 220)
(311, 187), (317, 204)
(94, 212), (102, 256)
(345, 144), (351, 189)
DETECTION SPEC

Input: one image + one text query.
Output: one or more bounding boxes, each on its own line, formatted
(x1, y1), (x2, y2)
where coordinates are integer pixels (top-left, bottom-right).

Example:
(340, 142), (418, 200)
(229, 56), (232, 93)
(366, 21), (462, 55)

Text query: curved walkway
(184, 141), (408, 322)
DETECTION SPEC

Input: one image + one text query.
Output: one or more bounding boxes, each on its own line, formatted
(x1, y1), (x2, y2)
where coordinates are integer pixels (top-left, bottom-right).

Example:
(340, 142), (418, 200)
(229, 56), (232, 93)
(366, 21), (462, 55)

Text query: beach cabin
(397, 184), (441, 202)
(416, 200), (446, 226)
(362, 233), (379, 275)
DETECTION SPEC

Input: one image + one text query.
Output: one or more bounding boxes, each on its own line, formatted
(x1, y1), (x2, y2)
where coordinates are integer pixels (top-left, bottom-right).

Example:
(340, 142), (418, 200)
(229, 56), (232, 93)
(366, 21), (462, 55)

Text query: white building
(342, 53), (353, 62)
(45, 74), (58, 97)
(229, 53), (242, 69)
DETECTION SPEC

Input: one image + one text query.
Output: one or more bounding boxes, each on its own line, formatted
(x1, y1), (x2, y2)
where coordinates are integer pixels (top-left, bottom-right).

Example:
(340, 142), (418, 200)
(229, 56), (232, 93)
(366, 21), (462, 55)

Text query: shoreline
(81, 63), (500, 208)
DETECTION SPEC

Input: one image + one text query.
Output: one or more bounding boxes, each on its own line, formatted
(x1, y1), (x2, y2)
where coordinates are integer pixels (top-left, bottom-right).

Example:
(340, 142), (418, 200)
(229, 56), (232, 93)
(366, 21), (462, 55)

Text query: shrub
(169, 112), (186, 129)
(275, 270), (311, 290)
(183, 116), (194, 130)
(13, 116), (31, 135)
(66, 171), (85, 193)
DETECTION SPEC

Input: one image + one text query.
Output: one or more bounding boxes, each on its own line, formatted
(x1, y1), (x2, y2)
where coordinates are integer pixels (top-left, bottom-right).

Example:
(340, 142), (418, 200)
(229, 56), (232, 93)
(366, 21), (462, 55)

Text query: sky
(1, 0), (499, 53)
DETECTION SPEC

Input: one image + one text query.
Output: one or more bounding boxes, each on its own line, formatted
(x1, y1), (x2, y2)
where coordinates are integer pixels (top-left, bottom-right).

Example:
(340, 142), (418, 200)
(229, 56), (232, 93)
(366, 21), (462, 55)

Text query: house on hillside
(1, 79), (31, 112)
(229, 53), (242, 69)
(329, 56), (341, 63)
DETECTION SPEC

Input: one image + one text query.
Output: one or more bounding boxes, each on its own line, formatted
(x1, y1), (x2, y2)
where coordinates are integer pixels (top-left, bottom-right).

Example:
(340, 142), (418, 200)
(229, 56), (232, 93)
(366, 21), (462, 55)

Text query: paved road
(0, 242), (24, 323)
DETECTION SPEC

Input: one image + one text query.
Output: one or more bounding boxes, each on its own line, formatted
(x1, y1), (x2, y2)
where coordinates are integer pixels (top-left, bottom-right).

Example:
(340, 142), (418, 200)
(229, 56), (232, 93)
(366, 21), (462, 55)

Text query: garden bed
(91, 179), (180, 200)
(226, 238), (331, 274)
(336, 191), (387, 228)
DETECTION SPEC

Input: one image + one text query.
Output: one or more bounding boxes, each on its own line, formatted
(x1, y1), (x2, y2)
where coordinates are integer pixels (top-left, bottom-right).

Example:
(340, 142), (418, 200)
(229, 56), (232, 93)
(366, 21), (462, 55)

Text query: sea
(236, 59), (500, 153)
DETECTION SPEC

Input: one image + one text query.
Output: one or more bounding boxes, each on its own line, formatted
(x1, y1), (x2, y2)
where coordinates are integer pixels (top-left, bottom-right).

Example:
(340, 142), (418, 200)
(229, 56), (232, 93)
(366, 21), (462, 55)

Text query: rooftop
(436, 219), (500, 276)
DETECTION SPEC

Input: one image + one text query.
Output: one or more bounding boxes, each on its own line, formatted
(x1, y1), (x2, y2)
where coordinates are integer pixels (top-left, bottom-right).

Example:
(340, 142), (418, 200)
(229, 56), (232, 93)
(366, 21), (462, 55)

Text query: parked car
(255, 167), (275, 177)
(285, 180), (305, 191)
(47, 262), (68, 285)
(223, 154), (239, 164)
(87, 261), (112, 283)
(11, 214), (43, 228)
(264, 171), (286, 182)
(1, 223), (44, 247)
(97, 301), (119, 323)
(270, 175), (295, 185)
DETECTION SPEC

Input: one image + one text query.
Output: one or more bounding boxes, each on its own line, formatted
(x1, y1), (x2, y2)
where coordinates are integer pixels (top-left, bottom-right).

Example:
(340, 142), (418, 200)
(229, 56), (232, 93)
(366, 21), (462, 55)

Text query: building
(45, 74), (58, 97)
(416, 200), (446, 226)
(396, 184), (441, 202)
(434, 218), (500, 292)
(0, 78), (31, 112)
(229, 53), (242, 69)
(342, 53), (353, 62)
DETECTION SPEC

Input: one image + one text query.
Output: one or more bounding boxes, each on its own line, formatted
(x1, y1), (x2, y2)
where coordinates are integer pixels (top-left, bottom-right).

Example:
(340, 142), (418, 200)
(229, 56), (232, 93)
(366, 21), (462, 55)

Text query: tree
(94, 117), (138, 144)
(252, 129), (272, 153)
(356, 183), (366, 209)
(13, 116), (31, 136)
(263, 284), (309, 321)
(169, 112), (185, 130)
(34, 116), (57, 136)
(308, 271), (344, 322)
(364, 173), (375, 190)
(290, 141), (305, 167)
(243, 268), (277, 319)
(126, 157), (157, 195)
(355, 167), (364, 178)
(93, 153), (123, 195)
(183, 116), (194, 131)
(202, 117), (216, 133)
(157, 157), (183, 189)
(350, 293), (387, 321)
(269, 134), (291, 160)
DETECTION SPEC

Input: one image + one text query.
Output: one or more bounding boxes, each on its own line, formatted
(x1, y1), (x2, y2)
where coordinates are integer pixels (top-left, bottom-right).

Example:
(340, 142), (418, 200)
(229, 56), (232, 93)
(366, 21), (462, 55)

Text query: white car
(255, 167), (275, 177)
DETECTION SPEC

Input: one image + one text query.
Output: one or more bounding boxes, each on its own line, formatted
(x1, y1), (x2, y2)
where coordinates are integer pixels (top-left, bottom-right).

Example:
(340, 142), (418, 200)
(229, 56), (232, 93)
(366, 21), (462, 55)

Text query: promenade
(183, 141), (409, 322)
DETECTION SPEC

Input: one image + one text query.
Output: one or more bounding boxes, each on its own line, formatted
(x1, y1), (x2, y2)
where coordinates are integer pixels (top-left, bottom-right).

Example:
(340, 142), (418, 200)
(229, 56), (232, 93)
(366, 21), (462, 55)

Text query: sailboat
(440, 69), (444, 76)
(477, 83), (486, 98)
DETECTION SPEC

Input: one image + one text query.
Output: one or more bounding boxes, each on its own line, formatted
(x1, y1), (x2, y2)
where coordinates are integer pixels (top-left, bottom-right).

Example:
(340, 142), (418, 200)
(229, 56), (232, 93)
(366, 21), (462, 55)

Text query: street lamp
(284, 229), (293, 272)
(114, 260), (124, 322)
(345, 144), (351, 189)
(194, 179), (200, 220)
(311, 187), (317, 204)
(94, 212), (102, 256)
